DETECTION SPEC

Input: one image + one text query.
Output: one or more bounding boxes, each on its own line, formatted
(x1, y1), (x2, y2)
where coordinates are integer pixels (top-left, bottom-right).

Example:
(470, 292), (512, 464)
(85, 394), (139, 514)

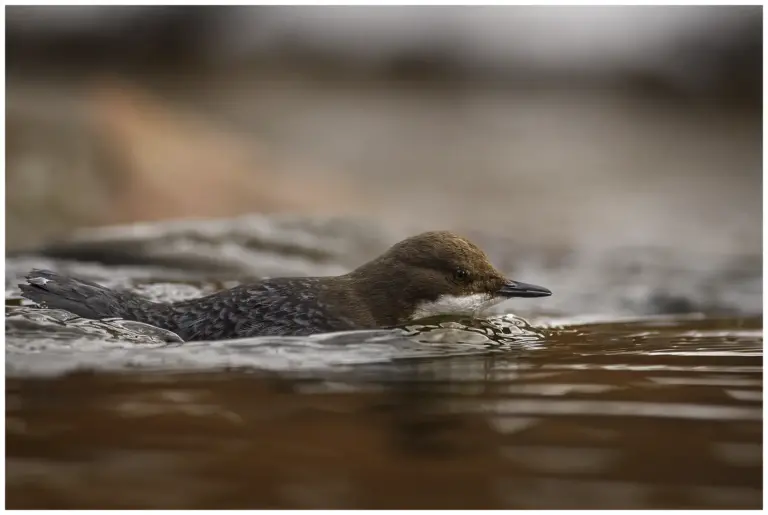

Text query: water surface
(5, 222), (762, 509)
(6, 308), (761, 509)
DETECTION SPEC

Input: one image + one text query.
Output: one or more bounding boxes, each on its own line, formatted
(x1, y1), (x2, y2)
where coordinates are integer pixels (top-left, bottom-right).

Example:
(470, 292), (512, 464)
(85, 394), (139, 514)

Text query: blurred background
(6, 5), (762, 255)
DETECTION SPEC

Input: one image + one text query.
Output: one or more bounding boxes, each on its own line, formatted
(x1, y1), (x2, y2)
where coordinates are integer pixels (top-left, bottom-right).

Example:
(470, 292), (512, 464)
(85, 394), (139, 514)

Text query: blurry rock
(5, 93), (115, 251)
(5, 80), (365, 251)
(89, 81), (364, 223)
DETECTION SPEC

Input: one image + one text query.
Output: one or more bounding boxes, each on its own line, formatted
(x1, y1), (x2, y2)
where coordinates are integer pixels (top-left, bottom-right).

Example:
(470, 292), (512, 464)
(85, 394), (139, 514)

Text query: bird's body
(19, 231), (551, 341)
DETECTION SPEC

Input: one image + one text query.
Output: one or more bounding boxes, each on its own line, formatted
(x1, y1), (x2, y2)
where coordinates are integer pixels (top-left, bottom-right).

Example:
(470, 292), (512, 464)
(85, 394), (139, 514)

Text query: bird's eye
(453, 268), (470, 281)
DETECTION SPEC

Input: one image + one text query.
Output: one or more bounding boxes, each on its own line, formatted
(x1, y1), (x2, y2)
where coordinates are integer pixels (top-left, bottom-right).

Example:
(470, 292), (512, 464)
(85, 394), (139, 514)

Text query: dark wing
(167, 279), (358, 340)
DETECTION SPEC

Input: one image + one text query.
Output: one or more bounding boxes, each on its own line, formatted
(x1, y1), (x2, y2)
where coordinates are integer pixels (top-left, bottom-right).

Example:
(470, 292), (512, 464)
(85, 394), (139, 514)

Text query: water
(4, 219), (763, 509)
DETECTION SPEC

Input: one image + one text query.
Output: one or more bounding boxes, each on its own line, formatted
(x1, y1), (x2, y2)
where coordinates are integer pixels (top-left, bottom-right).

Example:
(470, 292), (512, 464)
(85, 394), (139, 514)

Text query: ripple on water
(5, 307), (549, 377)
(4, 307), (762, 509)
(5, 305), (761, 382)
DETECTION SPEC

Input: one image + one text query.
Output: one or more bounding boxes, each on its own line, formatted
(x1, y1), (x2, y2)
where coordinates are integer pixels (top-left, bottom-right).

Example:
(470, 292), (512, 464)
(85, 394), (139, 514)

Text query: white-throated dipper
(19, 231), (551, 341)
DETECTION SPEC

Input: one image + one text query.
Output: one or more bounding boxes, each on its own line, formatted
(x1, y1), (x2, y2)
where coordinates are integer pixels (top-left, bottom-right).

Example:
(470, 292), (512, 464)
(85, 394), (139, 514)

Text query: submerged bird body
(19, 231), (551, 341)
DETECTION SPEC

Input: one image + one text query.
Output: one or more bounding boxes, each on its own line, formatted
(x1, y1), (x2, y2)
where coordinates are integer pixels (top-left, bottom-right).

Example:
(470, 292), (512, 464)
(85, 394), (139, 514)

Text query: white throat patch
(411, 293), (505, 320)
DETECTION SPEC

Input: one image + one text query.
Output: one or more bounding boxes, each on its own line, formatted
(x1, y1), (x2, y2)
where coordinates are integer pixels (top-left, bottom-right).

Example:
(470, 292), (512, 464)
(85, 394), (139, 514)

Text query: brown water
(5, 218), (762, 508)
(6, 315), (762, 509)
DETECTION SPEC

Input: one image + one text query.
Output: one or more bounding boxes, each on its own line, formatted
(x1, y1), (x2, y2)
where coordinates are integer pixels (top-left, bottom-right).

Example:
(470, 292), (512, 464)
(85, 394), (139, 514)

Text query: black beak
(498, 279), (552, 298)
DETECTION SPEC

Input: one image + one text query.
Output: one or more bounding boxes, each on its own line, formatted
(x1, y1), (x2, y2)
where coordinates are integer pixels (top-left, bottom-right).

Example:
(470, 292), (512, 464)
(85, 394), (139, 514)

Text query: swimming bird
(19, 231), (551, 341)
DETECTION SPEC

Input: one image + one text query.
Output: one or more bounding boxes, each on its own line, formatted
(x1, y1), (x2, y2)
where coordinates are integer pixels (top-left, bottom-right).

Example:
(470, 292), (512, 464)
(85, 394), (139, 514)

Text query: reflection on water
(5, 307), (762, 509)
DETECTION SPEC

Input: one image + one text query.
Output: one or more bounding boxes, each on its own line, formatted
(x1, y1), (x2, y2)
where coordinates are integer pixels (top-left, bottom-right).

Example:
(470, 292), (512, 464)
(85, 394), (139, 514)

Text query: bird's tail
(19, 269), (164, 323)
